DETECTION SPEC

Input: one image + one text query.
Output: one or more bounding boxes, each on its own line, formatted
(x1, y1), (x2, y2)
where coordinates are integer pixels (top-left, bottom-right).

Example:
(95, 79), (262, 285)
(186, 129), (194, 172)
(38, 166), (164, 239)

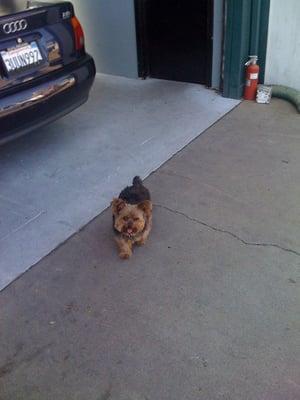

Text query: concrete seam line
(155, 204), (300, 257)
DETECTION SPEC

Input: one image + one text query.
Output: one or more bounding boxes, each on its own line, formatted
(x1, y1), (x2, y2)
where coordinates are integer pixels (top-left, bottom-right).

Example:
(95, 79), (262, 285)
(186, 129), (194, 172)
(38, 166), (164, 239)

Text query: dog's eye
(134, 217), (139, 221)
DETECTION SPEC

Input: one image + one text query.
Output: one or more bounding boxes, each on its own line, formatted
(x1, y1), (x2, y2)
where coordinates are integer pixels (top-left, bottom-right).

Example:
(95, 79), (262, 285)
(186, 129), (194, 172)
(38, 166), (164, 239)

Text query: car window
(0, 0), (26, 16)
(0, 0), (35, 16)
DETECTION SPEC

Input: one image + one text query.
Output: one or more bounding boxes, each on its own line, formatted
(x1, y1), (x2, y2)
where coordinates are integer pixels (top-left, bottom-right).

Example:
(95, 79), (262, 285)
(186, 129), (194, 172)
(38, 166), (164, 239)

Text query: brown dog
(111, 176), (152, 259)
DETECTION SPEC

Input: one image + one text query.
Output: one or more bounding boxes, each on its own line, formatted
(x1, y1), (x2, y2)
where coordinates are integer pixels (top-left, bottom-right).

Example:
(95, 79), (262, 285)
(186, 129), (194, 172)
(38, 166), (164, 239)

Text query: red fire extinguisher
(244, 55), (260, 100)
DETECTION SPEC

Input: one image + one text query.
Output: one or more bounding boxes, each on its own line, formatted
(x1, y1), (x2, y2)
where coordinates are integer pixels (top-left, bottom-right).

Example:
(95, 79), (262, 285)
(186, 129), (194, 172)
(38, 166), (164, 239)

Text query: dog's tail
(132, 176), (143, 186)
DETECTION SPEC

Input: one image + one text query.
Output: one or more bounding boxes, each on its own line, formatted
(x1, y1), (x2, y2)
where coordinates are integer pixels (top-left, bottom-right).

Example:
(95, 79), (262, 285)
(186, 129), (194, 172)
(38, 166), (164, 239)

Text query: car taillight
(71, 16), (85, 51)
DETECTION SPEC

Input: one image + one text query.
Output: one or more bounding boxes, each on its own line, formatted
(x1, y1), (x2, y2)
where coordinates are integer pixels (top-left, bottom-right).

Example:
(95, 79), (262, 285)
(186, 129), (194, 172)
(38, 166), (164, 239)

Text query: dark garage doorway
(135, 0), (213, 86)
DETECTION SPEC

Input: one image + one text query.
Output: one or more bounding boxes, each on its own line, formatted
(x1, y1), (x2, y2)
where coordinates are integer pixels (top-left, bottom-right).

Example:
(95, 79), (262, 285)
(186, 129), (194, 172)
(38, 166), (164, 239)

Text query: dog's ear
(111, 198), (126, 215)
(138, 200), (152, 217)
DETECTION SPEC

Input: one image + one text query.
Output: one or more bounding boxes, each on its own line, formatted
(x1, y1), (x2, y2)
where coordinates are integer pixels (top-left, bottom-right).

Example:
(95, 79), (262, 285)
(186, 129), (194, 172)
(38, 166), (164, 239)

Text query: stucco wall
(70, 0), (138, 78)
(52, 0), (222, 84)
(265, 0), (300, 90)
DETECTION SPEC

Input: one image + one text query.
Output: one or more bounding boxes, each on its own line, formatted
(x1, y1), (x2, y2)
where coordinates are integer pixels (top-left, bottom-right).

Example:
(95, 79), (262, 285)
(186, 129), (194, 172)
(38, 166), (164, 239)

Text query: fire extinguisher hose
(271, 85), (300, 113)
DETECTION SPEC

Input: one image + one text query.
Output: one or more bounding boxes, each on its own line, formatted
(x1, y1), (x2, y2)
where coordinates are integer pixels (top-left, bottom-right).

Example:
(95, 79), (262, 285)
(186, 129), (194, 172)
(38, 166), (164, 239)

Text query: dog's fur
(111, 177), (152, 259)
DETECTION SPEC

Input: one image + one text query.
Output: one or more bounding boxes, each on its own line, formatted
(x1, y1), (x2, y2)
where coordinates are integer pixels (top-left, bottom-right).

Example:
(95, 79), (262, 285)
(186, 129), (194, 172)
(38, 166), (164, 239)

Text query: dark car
(0, 0), (96, 143)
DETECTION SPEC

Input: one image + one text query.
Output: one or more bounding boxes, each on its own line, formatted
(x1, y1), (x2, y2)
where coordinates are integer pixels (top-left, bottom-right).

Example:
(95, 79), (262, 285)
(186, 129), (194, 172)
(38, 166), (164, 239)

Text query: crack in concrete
(0, 343), (51, 379)
(155, 204), (300, 257)
(0, 210), (46, 242)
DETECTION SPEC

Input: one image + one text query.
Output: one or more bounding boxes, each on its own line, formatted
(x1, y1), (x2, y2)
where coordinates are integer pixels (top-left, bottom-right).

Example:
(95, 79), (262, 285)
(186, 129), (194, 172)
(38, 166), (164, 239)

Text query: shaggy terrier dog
(111, 177), (152, 259)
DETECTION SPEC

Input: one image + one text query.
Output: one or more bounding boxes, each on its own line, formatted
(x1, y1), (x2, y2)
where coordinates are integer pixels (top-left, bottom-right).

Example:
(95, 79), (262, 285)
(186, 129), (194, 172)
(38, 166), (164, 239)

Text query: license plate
(1, 41), (43, 73)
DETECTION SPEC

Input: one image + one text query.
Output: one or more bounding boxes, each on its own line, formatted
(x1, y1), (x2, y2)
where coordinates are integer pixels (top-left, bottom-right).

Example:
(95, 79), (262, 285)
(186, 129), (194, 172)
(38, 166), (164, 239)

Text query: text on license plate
(1, 41), (43, 73)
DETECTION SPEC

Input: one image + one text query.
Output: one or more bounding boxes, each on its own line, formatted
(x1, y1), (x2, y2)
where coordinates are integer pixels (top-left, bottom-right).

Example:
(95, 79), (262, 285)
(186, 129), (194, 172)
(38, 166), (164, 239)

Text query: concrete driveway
(0, 73), (238, 290)
(1, 99), (300, 400)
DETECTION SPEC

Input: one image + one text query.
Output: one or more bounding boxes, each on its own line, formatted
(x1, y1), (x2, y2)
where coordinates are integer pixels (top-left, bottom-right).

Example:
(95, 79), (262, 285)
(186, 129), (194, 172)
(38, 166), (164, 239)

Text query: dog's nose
(127, 221), (133, 228)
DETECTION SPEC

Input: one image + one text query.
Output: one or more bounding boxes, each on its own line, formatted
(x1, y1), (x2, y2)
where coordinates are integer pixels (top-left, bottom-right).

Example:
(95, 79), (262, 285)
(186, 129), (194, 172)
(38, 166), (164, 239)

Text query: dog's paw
(119, 251), (131, 260)
(136, 238), (146, 246)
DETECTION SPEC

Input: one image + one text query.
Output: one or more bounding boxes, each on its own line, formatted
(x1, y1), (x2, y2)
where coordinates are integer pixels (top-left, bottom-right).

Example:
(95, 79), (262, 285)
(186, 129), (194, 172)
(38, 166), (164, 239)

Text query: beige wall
(57, 0), (138, 78)
(265, 0), (300, 90)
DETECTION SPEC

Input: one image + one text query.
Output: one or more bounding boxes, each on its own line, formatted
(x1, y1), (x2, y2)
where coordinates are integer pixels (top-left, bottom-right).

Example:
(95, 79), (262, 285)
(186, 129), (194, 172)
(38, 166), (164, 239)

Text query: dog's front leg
(136, 216), (152, 246)
(115, 236), (132, 259)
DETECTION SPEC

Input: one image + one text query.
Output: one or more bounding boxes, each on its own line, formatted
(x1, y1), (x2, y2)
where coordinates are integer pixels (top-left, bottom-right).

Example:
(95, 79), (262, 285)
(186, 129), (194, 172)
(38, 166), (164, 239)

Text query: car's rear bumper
(0, 55), (96, 143)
